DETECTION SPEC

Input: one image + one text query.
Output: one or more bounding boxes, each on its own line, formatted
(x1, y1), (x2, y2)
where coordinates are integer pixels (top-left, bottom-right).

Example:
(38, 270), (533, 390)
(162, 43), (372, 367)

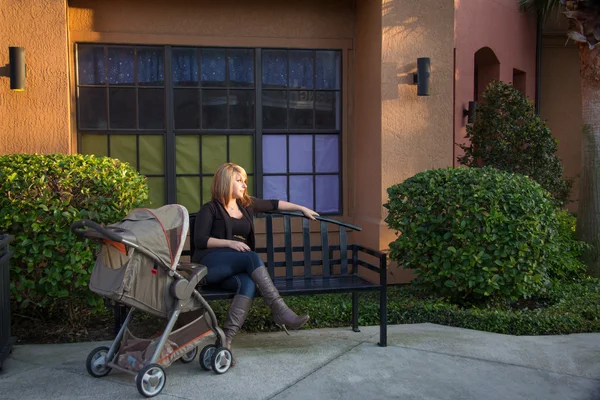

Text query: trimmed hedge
(0, 154), (148, 319)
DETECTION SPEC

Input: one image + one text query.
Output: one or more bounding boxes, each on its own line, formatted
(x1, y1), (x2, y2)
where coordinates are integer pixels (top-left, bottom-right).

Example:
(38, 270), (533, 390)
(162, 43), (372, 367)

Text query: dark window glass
(289, 91), (314, 129)
(228, 49), (254, 88)
(316, 51), (340, 90)
(201, 49), (226, 87)
(229, 90), (254, 129)
(136, 48), (164, 86)
(79, 87), (107, 129)
(109, 88), (136, 129)
(172, 48), (199, 87)
(78, 46), (105, 85)
(263, 90), (287, 129)
(174, 89), (200, 129)
(315, 91), (338, 129)
(139, 88), (165, 129)
(202, 89), (227, 129)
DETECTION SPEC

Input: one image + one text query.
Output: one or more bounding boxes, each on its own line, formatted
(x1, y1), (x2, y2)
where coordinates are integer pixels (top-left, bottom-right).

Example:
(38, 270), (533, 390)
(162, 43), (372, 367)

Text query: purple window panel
(316, 175), (339, 213)
(263, 175), (288, 201)
(262, 135), (287, 173)
(315, 135), (339, 173)
(290, 175), (314, 210)
(289, 135), (313, 173)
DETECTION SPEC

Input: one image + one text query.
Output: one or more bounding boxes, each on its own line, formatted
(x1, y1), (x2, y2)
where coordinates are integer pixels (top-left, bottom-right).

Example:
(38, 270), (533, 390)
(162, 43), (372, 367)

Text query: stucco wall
(0, 0), (70, 155)
(454, 0), (537, 162)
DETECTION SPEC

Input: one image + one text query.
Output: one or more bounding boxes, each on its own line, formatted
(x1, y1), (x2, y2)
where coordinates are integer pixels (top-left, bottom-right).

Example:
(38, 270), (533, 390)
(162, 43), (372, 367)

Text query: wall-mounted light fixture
(9, 47), (26, 91)
(463, 101), (477, 124)
(412, 57), (431, 96)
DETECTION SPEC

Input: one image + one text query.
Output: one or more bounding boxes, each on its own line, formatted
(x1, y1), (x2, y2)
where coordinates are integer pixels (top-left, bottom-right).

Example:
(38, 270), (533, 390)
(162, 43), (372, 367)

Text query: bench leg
(352, 292), (360, 332)
(378, 286), (387, 347)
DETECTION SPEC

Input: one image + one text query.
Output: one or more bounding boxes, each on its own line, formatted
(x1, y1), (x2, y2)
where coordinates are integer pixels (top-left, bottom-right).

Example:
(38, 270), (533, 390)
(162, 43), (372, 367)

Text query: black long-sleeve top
(191, 197), (279, 263)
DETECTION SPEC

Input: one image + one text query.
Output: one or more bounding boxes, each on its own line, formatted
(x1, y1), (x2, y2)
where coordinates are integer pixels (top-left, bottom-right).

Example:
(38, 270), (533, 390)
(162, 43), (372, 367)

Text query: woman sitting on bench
(192, 162), (318, 365)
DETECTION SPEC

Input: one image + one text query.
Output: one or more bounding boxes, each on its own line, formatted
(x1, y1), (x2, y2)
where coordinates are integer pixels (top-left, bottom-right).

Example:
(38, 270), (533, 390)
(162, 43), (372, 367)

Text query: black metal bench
(116, 211), (388, 346)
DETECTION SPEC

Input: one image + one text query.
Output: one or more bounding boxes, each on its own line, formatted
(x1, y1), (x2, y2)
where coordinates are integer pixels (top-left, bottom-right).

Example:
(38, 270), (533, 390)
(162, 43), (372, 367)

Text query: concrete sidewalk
(1, 323), (599, 400)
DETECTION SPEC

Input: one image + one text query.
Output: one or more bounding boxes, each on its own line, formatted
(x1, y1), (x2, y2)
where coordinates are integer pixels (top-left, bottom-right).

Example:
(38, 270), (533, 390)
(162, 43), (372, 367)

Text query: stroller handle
(71, 220), (124, 243)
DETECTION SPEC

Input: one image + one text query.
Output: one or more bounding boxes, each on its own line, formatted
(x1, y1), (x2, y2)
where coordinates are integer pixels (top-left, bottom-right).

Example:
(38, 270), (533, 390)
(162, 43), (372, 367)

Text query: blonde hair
(211, 163), (252, 208)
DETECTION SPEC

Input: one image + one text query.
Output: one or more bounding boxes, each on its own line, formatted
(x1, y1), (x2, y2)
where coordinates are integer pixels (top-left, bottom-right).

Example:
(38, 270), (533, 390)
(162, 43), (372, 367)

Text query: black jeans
(200, 248), (264, 298)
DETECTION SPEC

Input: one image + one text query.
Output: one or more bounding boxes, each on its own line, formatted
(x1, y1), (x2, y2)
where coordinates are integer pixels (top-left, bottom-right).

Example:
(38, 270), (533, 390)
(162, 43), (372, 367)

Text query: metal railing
(0, 234), (14, 370)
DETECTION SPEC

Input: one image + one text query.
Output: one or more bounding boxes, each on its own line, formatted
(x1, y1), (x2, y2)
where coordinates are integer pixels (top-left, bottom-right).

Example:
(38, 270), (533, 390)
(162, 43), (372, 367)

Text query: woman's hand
(300, 206), (319, 221)
(228, 240), (251, 252)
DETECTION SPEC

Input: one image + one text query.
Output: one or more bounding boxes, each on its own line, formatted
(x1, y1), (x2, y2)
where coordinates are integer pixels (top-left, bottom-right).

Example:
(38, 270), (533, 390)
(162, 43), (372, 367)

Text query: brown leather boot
(250, 266), (309, 332)
(222, 295), (253, 367)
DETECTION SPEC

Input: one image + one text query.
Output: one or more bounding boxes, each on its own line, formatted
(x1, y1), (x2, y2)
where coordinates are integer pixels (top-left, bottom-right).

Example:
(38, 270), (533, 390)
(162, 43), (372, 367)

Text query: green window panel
(110, 135), (138, 169)
(229, 135), (253, 173)
(202, 135), (227, 173)
(81, 134), (108, 157)
(202, 176), (213, 205)
(139, 135), (164, 175)
(176, 135), (200, 174)
(246, 175), (254, 197)
(176, 176), (201, 213)
(146, 176), (165, 207)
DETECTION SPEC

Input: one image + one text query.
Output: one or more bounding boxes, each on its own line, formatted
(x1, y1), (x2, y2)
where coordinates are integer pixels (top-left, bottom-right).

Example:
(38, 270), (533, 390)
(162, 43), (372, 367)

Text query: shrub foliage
(458, 81), (573, 207)
(384, 167), (585, 303)
(0, 154), (148, 318)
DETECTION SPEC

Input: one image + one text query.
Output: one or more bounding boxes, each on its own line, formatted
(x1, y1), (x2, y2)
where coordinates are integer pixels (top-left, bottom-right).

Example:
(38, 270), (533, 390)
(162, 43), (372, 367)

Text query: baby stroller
(71, 204), (232, 397)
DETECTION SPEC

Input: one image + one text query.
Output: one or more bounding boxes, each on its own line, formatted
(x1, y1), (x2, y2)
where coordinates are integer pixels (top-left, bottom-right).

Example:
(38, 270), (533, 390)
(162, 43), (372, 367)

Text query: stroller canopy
(121, 204), (189, 270)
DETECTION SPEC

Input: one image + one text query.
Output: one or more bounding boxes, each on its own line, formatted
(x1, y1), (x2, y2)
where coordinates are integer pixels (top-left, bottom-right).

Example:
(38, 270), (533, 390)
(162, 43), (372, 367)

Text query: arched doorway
(474, 47), (500, 101)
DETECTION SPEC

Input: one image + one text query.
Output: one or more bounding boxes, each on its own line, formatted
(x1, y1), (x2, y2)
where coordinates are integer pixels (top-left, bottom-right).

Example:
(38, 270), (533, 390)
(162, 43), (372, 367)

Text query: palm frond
(518, 0), (562, 20)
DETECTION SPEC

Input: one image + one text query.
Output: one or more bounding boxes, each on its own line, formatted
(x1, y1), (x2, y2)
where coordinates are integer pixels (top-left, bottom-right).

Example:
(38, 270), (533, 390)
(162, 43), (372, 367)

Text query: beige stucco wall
(0, 0), (71, 155)
(454, 0), (537, 162)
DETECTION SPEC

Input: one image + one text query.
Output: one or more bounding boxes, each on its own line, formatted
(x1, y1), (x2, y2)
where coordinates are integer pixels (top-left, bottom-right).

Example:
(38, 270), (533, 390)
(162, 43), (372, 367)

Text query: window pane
(289, 135), (312, 173)
(173, 48), (199, 87)
(202, 90), (227, 129)
(315, 135), (339, 173)
(107, 47), (134, 85)
(262, 50), (287, 89)
(263, 90), (287, 129)
(109, 88), (136, 129)
(289, 50), (313, 89)
(139, 88), (165, 129)
(290, 175), (314, 210)
(174, 89), (200, 129)
(79, 88), (107, 129)
(177, 176), (201, 213)
(81, 134), (108, 156)
(263, 135), (287, 173)
(229, 135), (253, 173)
(202, 135), (227, 173)
(316, 51), (341, 90)
(78, 46), (105, 85)
(176, 135), (200, 174)
(136, 48), (164, 86)
(110, 135), (137, 169)
(229, 90), (254, 129)
(228, 49), (254, 88)
(201, 49), (226, 87)
(139, 135), (164, 175)
(315, 92), (339, 130)
(246, 175), (254, 196)
(289, 91), (314, 129)
(202, 176), (213, 205)
(263, 175), (287, 201)
(146, 177), (165, 207)
(316, 175), (339, 213)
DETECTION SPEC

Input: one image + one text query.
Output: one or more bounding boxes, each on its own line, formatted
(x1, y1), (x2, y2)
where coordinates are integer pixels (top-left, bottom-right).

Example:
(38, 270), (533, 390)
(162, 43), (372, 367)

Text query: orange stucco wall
(0, 0), (71, 154)
(454, 0), (537, 163)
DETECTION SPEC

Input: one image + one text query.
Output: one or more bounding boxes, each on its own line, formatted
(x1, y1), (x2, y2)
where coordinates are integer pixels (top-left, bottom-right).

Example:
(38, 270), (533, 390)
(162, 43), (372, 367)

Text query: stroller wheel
(180, 346), (198, 364)
(86, 346), (112, 378)
(199, 344), (217, 371)
(211, 347), (232, 374)
(136, 363), (166, 398)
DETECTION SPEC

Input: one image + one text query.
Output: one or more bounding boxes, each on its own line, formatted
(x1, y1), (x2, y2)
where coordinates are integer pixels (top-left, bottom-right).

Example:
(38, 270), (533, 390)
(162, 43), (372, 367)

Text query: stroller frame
(72, 206), (232, 398)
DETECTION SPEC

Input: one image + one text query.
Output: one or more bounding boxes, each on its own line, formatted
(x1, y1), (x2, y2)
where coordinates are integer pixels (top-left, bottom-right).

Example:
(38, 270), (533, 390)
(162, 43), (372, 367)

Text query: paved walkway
(1, 323), (599, 399)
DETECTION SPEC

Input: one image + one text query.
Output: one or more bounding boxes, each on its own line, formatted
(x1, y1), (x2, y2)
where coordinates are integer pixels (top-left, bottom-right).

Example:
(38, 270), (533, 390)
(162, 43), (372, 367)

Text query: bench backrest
(187, 211), (362, 279)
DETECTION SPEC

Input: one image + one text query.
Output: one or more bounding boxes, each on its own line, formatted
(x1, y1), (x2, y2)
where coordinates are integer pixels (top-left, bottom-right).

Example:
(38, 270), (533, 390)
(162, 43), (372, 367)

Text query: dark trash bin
(0, 234), (15, 370)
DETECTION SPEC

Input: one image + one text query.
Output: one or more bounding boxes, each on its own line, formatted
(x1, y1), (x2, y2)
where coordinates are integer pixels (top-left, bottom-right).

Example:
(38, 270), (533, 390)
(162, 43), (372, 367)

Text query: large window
(76, 44), (342, 214)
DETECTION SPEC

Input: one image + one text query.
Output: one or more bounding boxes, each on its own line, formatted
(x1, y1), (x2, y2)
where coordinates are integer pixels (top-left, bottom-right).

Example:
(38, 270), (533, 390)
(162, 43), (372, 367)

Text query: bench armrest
(352, 244), (387, 286)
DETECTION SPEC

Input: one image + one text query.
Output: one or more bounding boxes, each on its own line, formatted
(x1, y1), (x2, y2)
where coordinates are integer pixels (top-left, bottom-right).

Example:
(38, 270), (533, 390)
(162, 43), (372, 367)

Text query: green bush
(549, 210), (588, 281)
(0, 154), (148, 319)
(383, 167), (581, 304)
(458, 81), (573, 207)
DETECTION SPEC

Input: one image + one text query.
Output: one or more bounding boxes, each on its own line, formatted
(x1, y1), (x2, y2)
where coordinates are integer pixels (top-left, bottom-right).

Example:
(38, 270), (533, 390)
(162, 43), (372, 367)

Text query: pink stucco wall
(454, 0), (537, 163)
